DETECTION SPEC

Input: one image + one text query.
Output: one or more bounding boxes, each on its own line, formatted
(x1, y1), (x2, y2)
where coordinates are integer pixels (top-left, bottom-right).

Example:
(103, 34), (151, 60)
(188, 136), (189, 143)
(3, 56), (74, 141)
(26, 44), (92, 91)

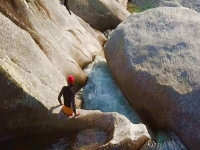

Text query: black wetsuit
(58, 86), (76, 114)
(64, 0), (71, 15)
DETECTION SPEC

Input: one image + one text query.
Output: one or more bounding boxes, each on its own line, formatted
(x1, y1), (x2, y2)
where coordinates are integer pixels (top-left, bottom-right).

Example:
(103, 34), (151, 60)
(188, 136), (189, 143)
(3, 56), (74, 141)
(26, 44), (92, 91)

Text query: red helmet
(67, 75), (74, 84)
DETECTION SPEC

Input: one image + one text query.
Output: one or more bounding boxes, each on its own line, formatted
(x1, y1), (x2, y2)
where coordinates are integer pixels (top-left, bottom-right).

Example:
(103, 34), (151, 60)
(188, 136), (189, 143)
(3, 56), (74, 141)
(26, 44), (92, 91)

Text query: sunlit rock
(0, 0), (106, 89)
(65, 0), (130, 32)
(0, 11), (64, 140)
(52, 108), (150, 150)
(0, 0), (106, 141)
(73, 128), (108, 150)
(116, 0), (128, 8)
(105, 6), (200, 149)
(75, 16), (107, 46)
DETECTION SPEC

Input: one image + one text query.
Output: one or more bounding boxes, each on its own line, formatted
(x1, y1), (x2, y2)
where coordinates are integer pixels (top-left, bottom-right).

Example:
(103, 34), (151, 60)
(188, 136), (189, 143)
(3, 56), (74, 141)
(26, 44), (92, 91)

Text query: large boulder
(0, 0), (106, 141)
(66, 0), (130, 32)
(105, 7), (200, 149)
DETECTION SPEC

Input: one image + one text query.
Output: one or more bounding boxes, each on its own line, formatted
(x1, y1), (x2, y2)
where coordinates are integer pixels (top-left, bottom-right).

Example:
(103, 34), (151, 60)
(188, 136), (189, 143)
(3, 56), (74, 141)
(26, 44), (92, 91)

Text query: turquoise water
(83, 56), (142, 124)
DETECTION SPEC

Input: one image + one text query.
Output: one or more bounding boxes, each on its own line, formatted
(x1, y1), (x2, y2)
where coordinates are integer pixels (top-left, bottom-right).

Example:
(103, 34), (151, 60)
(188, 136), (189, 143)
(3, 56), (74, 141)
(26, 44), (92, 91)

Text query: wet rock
(105, 6), (200, 149)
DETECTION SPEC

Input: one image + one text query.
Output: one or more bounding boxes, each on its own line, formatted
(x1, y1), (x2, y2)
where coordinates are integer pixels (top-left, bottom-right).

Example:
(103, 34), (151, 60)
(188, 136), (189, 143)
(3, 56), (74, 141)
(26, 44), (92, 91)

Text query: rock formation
(66, 0), (131, 32)
(161, 0), (200, 12)
(159, 0), (182, 7)
(116, 0), (128, 8)
(51, 108), (150, 150)
(105, 6), (200, 149)
(0, 0), (105, 141)
(0, 0), (151, 149)
(0, 0), (107, 90)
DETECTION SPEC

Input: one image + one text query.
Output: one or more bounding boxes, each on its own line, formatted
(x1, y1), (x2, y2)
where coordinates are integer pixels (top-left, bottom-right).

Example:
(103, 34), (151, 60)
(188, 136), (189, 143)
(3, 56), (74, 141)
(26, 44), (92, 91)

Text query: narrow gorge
(0, 0), (200, 149)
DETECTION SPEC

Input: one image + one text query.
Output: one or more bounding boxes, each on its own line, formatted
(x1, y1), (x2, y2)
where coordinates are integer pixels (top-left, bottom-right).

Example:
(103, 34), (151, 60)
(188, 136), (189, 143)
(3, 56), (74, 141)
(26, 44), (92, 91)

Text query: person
(58, 75), (80, 116)
(64, 0), (71, 15)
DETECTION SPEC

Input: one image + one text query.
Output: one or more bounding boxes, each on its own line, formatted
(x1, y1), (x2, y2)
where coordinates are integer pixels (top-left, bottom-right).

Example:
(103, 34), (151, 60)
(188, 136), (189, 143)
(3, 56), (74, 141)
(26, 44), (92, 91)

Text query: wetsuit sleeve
(58, 88), (63, 105)
(71, 93), (76, 115)
(64, 0), (71, 15)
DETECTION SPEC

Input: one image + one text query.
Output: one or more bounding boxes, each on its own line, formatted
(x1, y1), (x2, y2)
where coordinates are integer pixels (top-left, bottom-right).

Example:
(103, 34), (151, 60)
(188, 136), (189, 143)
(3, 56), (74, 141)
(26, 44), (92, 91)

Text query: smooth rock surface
(66, 0), (130, 32)
(105, 7), (200, 149)
(73, 128), (108, 150)
(0, 0), (106, 141)
(161, 0), (200, 12)
(0, 0), (106, 89)
(52, 108), (150, 150)
(116, 0), (128, 8)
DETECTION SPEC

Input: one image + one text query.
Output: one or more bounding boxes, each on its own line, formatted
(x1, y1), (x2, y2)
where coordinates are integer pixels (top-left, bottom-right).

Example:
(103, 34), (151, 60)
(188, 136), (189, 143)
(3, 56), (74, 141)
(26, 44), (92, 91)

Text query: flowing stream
(83, 57), (142, 124)
(82, 56), (187, 150)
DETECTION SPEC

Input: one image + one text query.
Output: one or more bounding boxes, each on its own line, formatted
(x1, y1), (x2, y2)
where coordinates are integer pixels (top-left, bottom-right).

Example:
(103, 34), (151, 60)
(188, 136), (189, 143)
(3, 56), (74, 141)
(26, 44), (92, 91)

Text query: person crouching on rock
(58, 75), (80, 116)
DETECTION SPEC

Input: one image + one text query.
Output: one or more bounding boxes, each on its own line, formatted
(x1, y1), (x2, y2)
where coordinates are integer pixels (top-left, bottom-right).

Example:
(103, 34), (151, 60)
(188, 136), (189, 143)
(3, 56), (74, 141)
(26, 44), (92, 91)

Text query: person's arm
(58, 88), (63, 105)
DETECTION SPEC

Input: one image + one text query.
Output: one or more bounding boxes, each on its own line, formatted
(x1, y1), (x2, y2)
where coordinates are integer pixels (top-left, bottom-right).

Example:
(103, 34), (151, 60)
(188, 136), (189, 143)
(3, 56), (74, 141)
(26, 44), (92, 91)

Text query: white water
(82, 56), (187, 150)
(83, 56), (142, 124)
